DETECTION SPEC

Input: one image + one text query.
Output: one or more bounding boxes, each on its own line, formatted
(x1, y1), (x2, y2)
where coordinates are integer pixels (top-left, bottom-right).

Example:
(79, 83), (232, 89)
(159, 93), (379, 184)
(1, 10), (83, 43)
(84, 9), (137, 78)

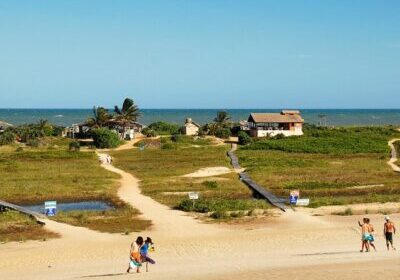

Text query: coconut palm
(114, 98), (140, 123)
(214, 111), (231, 127)
(86, 106), (111, 128)
(114, 98), (141, 139)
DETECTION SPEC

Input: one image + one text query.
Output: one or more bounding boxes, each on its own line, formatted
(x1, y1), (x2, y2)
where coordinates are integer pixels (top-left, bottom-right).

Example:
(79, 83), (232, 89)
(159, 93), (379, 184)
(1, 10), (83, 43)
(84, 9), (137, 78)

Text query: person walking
(358, 218), (370, 252)
(366, 218), (377, 251)
(127, 236), (144, 273)
(384, 216), (396, 251)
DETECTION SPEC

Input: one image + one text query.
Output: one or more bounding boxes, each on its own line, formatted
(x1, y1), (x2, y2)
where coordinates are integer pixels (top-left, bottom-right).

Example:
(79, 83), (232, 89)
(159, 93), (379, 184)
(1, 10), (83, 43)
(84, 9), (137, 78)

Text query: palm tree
(114, 98), (141, 138)
(114, 98), (140, 122)
(214, 111), (231, 127)
(86, 106), (110, 128)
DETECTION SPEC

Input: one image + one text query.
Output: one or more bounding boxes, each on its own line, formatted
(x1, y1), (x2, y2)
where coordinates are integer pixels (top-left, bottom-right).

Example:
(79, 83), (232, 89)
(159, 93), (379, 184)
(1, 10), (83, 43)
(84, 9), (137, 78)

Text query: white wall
(255, 129), (303, 137)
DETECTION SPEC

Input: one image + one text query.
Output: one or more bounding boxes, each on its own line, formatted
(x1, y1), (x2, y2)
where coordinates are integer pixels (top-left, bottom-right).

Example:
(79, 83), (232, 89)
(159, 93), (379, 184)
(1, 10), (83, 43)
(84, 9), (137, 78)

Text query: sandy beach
(1, 151), (399, 280)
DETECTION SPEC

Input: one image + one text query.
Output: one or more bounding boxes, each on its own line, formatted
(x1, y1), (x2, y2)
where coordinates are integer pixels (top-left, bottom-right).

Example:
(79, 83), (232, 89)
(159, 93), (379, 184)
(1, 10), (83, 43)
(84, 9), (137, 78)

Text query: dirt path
(388, 138), (400, 172)
(98, 152), (221, 237)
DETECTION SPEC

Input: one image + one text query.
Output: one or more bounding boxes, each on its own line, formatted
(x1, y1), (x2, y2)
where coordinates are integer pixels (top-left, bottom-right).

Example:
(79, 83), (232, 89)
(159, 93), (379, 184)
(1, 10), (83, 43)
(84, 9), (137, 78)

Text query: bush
(91, 128), (121, 148)
(238, 131), (252, 145)
(214, 128), (231, 139)
(203, 181), (218, 189)
(171, 133), (182, 142)
(210, 211), (228, 219)
(142, 127), (157, 137)
(148, 122), (180, 135)
(0, 131), (16, 145)
(69, 141), (80, 151)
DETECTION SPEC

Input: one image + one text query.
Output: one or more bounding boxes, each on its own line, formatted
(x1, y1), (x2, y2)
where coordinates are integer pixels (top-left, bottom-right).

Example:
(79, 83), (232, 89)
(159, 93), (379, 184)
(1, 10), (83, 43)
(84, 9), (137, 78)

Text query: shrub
(142, 127), (157, 137)
(210, 211), (228, 219)
(148, 122), (180, 135)
(171, 133), (182, 142)
(91, 128), (121, 148)
(238, 131), (252, 145)
(203, 181), (218, 189)
(214, 128), (231, 139)
(161, 142), (175, 150)
(69, 141), (80, 151)
(0, 131), (16, 145)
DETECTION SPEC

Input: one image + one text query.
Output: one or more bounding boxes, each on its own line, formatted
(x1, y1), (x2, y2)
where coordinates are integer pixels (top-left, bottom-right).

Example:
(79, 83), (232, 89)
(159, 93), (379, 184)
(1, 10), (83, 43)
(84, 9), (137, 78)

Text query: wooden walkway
(227, 145), (287, 211)
(0, 199), (46, 223)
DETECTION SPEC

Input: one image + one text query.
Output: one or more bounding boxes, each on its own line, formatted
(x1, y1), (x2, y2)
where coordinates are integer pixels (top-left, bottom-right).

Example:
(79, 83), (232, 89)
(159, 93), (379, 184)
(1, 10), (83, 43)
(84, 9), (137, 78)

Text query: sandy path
(388, 138), (400, 172)
(98, 152), (221, 237)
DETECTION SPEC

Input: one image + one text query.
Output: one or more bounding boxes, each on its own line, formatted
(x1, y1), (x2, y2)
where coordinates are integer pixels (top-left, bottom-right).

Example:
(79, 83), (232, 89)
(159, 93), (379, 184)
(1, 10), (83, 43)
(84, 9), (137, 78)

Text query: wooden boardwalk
(227, 145), (287, 211)
(0, 199), (46, 223)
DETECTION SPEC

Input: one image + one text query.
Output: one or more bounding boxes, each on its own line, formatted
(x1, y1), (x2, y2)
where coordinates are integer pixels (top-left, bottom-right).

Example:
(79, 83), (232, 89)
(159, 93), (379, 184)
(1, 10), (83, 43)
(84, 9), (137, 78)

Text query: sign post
(45, 201), (57, 216)
(188, 192), (199, 208)
(289, 190), (300, 205)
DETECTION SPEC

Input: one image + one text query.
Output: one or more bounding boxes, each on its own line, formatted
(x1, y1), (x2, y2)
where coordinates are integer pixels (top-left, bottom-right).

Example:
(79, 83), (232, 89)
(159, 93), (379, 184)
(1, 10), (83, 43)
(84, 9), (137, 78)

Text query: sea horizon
(1, 108), (400, 127)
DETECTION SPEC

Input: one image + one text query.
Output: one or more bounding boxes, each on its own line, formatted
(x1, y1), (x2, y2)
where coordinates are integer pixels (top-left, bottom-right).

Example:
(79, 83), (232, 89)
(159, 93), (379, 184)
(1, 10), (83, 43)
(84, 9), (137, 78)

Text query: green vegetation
(0, 141), (150, 235)
(52, 204), (151, 233)
(147, 121), (181, 135)
(91, 128), (122, 148)
(110, 143), (270, 218)
(238, 131), (253, 145)
(0, 130), (16, 145)
(243, 125), (400, 154)
(0, 210), (59, 242)
(237, 125), (400, 208)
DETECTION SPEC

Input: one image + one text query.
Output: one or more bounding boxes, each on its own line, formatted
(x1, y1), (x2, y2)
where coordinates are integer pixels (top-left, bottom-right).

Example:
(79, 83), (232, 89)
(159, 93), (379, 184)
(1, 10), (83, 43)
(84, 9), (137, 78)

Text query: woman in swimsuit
(127, 236), (144, 273)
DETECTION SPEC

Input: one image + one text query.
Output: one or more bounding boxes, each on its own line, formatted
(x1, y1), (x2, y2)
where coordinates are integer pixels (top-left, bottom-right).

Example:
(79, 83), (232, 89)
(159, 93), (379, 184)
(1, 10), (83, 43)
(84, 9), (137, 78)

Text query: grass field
(0, 139), (150, 239)
(237, 126), (400, 207)
(110, 142), (270, 217)
(0, 210), (59, 242)
(243, 126), (400, 154)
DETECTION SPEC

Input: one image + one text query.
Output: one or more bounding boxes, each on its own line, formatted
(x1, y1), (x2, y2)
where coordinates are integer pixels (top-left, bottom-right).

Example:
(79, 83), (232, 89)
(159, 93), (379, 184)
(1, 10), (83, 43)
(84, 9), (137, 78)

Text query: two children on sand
(358, 216), (396, 252)
(127, 236), (156, 273)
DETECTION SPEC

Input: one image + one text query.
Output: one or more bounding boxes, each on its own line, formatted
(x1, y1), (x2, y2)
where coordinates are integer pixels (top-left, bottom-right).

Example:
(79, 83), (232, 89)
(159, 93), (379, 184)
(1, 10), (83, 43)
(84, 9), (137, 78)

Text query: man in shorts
(384, 216), (396, 251)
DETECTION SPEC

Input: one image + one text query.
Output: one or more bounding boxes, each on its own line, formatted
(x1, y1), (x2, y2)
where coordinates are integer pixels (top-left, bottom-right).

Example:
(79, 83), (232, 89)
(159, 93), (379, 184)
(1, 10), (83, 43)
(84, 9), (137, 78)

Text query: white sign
(296, 198), (310, 206)
(188, 192), (199, 200)
(44, 201), (57, 216)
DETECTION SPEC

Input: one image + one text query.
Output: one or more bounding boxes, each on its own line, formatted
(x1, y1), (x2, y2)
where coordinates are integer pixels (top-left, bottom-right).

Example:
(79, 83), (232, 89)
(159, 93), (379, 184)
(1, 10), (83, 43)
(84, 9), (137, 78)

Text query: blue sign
(45, 201), (57, 216)
(289, 190), (299, 205)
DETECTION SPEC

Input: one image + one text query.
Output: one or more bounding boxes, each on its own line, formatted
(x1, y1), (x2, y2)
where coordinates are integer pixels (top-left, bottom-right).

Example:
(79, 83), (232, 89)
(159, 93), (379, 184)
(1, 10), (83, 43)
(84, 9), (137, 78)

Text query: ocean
(1, 109), (400, 127)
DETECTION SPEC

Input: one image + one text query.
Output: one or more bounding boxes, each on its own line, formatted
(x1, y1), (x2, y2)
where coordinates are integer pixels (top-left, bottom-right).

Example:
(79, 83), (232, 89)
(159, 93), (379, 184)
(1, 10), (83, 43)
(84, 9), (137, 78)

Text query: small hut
(184, 118), (200, 136)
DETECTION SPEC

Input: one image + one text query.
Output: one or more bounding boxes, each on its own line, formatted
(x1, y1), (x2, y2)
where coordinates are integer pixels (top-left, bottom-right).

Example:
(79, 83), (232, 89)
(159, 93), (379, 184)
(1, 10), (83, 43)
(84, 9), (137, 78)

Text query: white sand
(2, 147), (400, 279)
(182, 167), (232, 178)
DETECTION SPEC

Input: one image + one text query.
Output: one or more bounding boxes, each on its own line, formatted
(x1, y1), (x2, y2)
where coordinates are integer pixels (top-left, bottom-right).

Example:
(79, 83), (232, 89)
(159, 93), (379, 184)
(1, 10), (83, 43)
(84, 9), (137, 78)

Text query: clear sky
(0, 0), (399, 109)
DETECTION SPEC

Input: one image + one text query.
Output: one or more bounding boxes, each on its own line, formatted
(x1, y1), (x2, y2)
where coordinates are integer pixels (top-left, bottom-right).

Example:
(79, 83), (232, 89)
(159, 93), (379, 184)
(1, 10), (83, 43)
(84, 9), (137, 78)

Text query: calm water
(22, 201), (113, 214)
(1, 108), (400, 126)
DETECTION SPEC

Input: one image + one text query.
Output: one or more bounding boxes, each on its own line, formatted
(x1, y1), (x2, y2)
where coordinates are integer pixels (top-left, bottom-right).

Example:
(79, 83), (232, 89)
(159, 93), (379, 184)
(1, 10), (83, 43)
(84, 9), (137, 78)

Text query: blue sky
(0, 0), (399, 109)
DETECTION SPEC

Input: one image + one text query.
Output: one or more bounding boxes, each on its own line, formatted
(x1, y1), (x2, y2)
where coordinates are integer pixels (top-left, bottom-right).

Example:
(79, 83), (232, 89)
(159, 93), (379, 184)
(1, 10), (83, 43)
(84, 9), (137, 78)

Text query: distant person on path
(366, 218), (377, 251)
(141, 237), (156, 265)
(127, 236), (144, 273)
(358, 218), (370, 252)
(384, 216), (396, 251)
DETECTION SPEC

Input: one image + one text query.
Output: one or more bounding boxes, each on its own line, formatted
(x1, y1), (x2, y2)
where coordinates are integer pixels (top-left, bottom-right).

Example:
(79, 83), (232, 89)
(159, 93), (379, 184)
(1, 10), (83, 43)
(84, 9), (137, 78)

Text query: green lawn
(110, 143), (270, 216)
(237, 126), (400, 207)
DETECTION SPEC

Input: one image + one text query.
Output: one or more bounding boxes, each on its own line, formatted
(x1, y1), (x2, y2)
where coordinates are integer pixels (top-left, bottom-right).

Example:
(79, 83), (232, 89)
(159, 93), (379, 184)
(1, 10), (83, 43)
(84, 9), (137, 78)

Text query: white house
(184, 118), (200, 136)
(247, 110), (304, 137)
